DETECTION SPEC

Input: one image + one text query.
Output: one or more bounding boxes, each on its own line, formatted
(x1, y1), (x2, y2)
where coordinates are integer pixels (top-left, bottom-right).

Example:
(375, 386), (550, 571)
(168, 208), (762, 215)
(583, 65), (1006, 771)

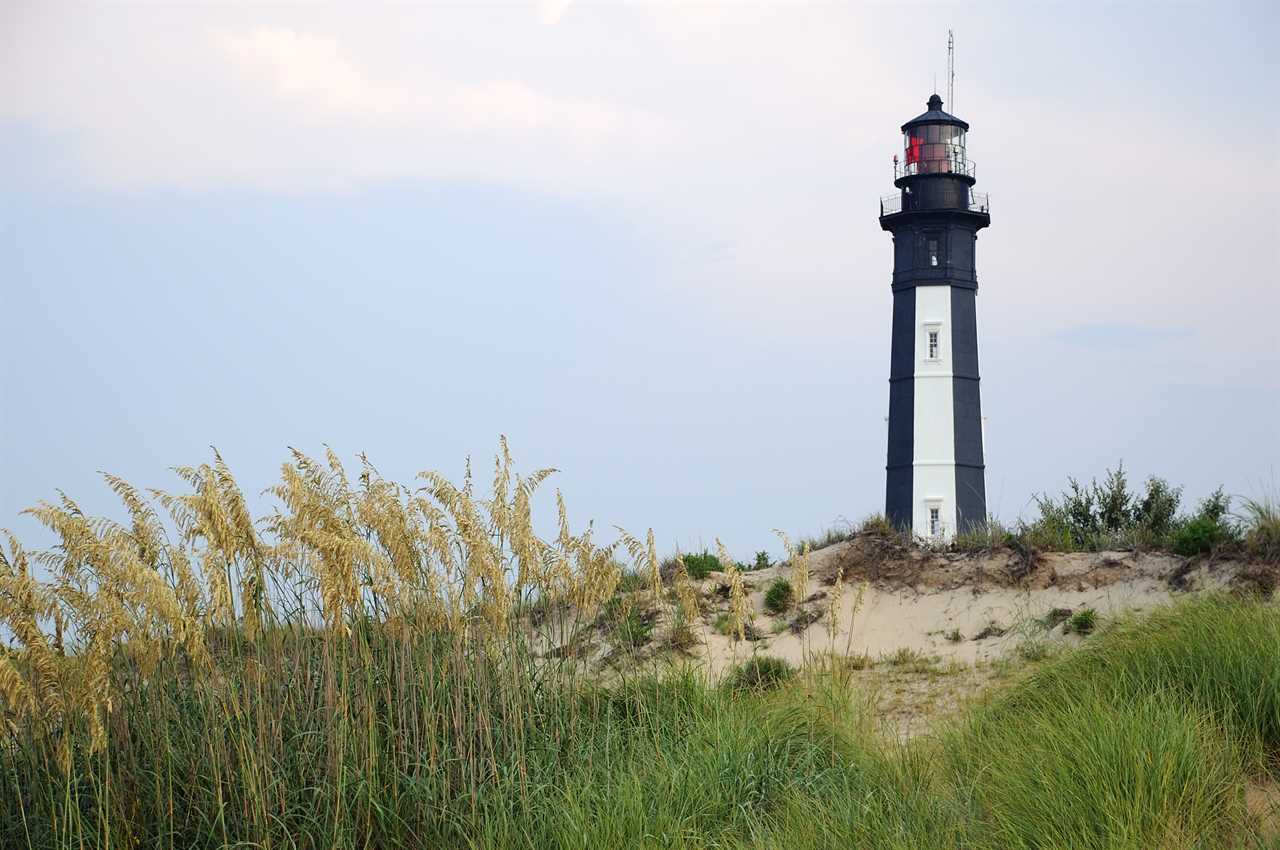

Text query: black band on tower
(885, 286), (915, 529)
(950, 287), (986, 531)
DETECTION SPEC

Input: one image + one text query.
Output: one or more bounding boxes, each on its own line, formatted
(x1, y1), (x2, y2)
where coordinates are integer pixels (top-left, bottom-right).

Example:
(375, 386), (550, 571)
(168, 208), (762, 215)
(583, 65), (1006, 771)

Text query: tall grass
(0, 442), (659, 848)
(973, 595), (1280, 756)
(950, 692), (1247, 849)
(1, 446), (1277, 848)
(1241, 495), (1280, 563)
(932, 594), (1280, 850)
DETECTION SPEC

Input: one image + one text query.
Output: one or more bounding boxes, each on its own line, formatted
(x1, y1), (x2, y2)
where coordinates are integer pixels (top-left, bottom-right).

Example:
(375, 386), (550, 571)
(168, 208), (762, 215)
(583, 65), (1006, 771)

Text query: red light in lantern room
(905, 134), (924, 165)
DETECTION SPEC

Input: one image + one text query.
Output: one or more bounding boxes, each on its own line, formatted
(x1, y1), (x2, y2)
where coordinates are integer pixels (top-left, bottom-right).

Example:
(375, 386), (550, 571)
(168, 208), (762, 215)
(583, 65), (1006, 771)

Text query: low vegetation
(1, 447), (1277, 848)
(679, 550), (721, 579)
(1241, 496), (1280, 562)
(763, 577), (793, 614)
(793, 521), (861, 554)
(943, 464), (1278, 560)
(726, 654), (795, 692)
(1065, 607), (1099, 635)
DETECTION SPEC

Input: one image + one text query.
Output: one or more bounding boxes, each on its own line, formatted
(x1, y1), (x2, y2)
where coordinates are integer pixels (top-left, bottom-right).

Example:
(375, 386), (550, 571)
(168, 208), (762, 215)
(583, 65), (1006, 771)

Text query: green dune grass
(4, 594), (1277, 849)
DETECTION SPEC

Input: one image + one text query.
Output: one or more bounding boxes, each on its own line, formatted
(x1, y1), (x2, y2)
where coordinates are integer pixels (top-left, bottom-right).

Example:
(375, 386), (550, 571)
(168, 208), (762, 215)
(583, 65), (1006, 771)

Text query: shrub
(764, 578), (793, 615)
(1028, 464), (1136, 548)
(1133, 476), (1182, 538)
(1094, 465), (1134, 532)
(1022, 467), (1237, 554)
(727, 655), (794, 692)
(1197, 487), (1231, 525)
(1066, 608), (1098, 635)
(1060, 476), (1099, 536)
(683, 551), (721, 580)
(754, 550), (773, 570)
(1171, 489), (1239, 556)
(1172, 516), (1226, 556)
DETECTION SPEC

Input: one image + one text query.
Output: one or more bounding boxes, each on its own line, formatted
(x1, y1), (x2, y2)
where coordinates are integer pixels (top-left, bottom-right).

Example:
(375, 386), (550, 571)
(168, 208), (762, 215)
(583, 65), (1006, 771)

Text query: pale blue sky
(2, 1), (1277, 558)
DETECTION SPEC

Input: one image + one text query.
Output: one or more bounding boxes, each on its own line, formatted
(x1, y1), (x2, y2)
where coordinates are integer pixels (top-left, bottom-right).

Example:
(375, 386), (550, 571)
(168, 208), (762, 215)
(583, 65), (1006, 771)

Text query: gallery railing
(894, 155), (977, 180)
(880, 190), (989, 217)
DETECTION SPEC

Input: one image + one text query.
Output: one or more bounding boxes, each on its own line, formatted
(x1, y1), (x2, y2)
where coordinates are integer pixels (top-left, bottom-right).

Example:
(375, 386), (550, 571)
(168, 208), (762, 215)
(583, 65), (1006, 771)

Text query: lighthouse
(879, 93), (990, 539)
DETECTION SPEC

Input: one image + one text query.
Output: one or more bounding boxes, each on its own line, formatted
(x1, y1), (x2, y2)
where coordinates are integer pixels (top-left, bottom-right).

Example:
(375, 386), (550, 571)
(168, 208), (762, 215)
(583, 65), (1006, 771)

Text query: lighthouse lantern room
(879, 93), (990, 540)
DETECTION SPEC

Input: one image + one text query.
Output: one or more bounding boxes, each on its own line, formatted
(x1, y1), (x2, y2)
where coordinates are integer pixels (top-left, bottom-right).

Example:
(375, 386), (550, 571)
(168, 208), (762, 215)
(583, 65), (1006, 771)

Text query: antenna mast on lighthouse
(947, 30), (955, 111)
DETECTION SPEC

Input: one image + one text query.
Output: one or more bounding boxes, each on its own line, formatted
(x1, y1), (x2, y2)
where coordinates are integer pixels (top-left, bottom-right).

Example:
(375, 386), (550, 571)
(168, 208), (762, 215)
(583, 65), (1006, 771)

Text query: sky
(2, 1), (1278, 560)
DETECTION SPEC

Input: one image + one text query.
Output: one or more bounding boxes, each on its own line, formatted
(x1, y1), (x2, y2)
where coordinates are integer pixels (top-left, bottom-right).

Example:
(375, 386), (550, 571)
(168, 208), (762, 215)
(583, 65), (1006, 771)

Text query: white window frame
(926, 500), (943, 538)
(923, 322), (943, 363)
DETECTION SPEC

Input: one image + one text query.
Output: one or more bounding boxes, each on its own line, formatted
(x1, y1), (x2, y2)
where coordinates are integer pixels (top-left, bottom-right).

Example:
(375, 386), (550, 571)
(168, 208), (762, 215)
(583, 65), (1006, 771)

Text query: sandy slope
(538, 535), (1267, 681)
(536, 534), (1271, 683)
(686, 540), (1264, 675)
(688, 538), (1255, 674)
(529, 535), (1272, 738)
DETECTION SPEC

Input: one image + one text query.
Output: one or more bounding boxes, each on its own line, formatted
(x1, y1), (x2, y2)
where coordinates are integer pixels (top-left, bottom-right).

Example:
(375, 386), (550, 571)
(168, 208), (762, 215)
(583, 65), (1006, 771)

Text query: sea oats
(717, 539), (748, 643)
(827, 567), (845, 645)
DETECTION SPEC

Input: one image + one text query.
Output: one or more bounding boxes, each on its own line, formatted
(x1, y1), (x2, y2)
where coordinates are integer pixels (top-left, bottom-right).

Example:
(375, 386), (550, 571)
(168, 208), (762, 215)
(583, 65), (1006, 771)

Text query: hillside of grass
(1, 446), (1277, 848)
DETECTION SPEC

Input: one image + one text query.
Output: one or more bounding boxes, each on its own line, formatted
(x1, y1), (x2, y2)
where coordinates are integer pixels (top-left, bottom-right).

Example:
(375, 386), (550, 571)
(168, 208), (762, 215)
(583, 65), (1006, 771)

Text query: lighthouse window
(929, 507), (941, 537)
(924, 322), (943, 362)
(928, 239), (939, 266)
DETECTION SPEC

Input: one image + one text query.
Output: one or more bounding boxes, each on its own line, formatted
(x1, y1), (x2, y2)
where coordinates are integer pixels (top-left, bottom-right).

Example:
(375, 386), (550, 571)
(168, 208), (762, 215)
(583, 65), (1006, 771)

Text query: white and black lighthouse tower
(879, 93), (990, 539)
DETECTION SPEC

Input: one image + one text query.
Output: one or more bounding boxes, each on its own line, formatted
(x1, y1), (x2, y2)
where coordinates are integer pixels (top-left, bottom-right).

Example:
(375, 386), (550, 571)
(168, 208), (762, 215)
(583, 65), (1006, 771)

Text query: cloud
(212, 27), (417, 125)
(1, 3), (1274, 356)
(1, 11), (678, 193)
(211, 25), (668, 144)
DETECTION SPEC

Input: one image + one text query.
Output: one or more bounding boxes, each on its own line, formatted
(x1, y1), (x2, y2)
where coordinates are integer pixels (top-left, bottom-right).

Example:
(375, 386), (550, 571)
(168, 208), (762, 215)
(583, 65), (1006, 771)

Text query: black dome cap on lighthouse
(901, 93), (969, 132)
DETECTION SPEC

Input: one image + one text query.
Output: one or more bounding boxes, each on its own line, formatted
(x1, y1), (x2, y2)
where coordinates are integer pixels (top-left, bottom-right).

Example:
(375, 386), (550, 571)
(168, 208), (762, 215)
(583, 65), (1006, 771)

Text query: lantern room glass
(903, 125), (967, 175)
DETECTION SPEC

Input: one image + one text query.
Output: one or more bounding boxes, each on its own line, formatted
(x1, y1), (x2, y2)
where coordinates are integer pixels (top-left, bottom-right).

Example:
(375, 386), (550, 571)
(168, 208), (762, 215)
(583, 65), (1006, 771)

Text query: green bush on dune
(967, 464), (1272, 557)
(682, 550), (722, 579)
(764, 578), (793, 615)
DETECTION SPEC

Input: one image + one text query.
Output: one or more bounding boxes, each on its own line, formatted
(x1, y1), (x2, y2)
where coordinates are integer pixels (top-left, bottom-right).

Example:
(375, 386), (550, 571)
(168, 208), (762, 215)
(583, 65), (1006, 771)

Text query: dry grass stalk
(718, 539), (749, 643)
(0, 440), (658, 785)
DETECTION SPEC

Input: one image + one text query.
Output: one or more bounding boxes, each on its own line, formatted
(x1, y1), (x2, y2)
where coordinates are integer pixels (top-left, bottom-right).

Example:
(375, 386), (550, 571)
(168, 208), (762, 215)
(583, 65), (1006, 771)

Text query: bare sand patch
(536, 535), (1268, 714)
(1247, 779), (1280, 842)
(683, 539), (1250, 677)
